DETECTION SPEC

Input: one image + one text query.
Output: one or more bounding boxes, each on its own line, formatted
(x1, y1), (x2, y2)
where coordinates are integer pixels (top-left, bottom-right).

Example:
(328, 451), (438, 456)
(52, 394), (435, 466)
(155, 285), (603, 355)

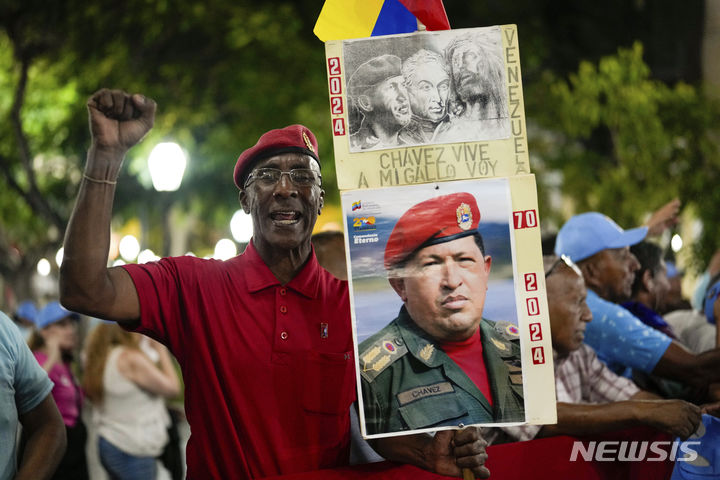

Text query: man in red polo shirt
(60, 89), (490, 479)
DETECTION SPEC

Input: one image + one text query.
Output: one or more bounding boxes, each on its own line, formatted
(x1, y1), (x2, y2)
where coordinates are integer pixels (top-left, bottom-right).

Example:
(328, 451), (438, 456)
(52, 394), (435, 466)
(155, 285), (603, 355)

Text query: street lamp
(148, 142), (187, 192)
(148, 142), (187, 256)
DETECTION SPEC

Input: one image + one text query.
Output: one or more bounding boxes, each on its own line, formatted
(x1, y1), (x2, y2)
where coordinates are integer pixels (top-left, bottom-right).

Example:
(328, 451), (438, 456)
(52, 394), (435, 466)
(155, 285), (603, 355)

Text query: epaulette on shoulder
(359, 334), (408, 383)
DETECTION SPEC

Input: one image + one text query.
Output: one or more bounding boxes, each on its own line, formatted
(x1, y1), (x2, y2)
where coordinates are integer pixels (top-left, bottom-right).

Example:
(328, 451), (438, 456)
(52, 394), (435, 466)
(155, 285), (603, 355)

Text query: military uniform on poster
(360, 306), (524, 434)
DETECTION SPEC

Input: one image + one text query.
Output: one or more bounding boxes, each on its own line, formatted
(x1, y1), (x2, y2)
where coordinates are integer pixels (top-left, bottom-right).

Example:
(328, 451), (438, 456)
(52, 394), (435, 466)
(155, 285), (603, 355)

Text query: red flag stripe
(398, 0), (450, 30)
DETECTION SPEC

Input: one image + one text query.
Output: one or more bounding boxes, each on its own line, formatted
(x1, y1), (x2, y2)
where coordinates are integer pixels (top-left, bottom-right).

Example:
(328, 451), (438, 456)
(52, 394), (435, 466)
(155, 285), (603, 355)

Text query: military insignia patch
(456, 202), (473, 231)
(505, 324), (519, 337)
(419, 343), (435, 362)
(359, 334), (409, 382)
(302, 131), (315, 153)
(507, 364), (522, 373)
(364, 354), (390, 373)
(491, 337), (508, 351)
(362, 346), (381, 365)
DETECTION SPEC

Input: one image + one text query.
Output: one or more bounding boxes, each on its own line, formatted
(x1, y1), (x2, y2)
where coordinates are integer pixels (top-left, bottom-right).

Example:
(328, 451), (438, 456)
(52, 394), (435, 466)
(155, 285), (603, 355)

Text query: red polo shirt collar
(243, 240), (320, 299)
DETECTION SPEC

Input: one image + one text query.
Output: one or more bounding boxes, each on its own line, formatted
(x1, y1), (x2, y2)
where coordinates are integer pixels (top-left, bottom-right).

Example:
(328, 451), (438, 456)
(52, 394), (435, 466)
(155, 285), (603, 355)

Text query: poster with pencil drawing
(324, 25), (529, 190)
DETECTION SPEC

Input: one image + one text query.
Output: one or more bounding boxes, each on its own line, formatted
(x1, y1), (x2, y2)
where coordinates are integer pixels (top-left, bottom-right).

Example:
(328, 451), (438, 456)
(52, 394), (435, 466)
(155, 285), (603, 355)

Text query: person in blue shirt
(0, 311), (66, 480)
(555, 211), (720, 394)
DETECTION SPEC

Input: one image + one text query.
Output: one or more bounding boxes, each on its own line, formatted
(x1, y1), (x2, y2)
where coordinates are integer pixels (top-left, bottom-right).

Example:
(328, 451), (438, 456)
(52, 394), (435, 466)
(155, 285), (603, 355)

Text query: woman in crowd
(28, 301), (89, 480)
(83, 322), (180, 480)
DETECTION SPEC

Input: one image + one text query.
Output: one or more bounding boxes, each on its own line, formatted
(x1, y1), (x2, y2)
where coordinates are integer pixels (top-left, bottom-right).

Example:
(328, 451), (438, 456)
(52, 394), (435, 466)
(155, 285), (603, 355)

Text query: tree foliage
(0, 0), (717, 304)
(527, 42), (720, 269)
(0, 0), (337, 300)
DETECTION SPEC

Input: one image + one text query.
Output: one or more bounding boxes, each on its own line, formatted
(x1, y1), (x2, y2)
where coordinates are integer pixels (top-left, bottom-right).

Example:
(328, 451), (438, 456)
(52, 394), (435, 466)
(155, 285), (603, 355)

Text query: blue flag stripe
(371, 0), (417, 37)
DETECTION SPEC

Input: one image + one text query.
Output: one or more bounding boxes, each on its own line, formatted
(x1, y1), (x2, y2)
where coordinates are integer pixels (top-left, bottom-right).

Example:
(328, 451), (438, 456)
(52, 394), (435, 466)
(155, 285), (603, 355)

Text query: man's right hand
(59, 88), (150, 324)
(371, 427), (490, 479)
(87, 89), (156, 158)
(641, 399), (701, 439)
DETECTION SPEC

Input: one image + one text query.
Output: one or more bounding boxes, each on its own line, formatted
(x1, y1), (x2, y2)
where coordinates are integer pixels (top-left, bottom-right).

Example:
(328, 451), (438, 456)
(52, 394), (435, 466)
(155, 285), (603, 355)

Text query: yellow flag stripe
(313, 0), (385, 42)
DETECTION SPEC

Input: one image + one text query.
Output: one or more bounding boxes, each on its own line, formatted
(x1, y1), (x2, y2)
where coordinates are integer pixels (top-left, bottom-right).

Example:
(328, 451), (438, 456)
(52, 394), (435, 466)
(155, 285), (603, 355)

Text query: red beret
(384, 192), (481, 269)
(233, 124), (320, 189)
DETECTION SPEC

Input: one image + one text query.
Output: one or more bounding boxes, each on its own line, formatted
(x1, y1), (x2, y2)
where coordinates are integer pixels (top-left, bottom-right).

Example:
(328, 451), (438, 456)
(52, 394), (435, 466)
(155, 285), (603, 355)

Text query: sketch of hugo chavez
(358, 192), (525, 435)
(348, 54), (411, 151)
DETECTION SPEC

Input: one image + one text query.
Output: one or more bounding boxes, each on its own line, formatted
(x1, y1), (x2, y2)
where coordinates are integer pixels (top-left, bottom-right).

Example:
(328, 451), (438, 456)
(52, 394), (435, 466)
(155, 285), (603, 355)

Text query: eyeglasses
(244, 168), (321, 189)
(545, 254), (583, 278)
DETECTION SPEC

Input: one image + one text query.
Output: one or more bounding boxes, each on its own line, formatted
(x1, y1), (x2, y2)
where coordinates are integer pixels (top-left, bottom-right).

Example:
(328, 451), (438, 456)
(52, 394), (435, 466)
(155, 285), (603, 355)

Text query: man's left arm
(371, 427), (490, 479)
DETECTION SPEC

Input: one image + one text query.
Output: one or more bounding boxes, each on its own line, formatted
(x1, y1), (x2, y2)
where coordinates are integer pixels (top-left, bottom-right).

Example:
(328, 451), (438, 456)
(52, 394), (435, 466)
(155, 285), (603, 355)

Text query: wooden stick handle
(462, 468), (475, 480)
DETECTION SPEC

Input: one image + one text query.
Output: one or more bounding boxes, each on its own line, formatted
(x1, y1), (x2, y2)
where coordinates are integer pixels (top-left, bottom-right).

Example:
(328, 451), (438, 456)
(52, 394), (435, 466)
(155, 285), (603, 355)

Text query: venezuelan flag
(314, 0), (449, 42)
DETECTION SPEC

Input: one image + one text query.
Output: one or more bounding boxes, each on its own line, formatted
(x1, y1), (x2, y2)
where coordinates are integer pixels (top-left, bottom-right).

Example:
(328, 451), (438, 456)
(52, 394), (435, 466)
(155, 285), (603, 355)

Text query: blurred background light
(213, 238), (237, 260)
(230, 210), (253, 243)
(148, 142), (187, 192)
(37, 258), (51, 276)
(119, 235), (141, 262)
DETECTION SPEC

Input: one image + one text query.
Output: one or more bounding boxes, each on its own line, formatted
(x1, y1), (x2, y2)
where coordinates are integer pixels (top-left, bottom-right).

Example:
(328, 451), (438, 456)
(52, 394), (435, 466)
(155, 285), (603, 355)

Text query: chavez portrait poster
(342, 176), (555, 438)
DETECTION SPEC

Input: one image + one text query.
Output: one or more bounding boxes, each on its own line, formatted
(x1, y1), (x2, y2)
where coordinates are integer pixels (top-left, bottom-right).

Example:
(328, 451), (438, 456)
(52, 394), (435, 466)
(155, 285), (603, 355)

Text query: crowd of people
(3, 86), (720, 480)
(2, 300), (182, 480)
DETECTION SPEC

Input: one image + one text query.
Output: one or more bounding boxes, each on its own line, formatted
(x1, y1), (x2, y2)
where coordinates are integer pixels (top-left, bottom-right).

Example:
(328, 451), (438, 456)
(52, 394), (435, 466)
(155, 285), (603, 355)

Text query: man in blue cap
(555, 212), (720, 395)
(493, 254), (705, 445)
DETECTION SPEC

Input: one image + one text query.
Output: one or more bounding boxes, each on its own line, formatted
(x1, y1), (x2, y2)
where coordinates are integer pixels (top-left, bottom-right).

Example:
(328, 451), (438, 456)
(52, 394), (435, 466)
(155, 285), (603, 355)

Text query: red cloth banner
(398, 0), (450, 30)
